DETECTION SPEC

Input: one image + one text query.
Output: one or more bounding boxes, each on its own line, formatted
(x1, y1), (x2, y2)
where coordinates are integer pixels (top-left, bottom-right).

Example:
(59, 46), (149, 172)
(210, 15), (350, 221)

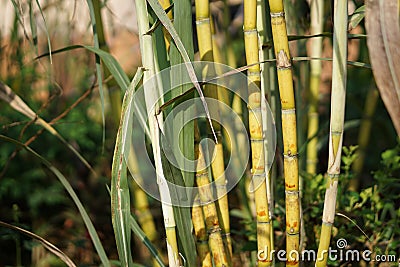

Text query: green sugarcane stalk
(92, 0), (122, 126)
(306, 0), (324, 175)
(315, 0), (348, 265)
(257, 0), (275, 262)
(135, 0), (180, 265)
(349, 87), (379, 191)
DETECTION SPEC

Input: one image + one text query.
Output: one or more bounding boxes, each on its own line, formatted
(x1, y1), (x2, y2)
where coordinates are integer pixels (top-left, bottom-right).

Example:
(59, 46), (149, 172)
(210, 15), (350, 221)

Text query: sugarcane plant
(315, 0), (348, 265)
(306, 0), (324, 175)
(267, 0), (300, 265)
(244, 0), (272, 265)
(193, 125), (228, 266)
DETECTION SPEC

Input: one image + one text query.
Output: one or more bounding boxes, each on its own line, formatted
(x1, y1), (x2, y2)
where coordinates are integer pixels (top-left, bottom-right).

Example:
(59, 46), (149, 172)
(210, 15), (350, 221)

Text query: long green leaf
(111, 68), (144, 266)
(0, 135), (110, 267)
(167, 1), (196, 264)
(36, 45), (130, 92)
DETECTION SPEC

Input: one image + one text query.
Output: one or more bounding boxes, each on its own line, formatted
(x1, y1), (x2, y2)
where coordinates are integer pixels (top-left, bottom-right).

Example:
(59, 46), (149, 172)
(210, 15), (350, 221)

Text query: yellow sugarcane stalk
(210, 18), (231, 110)
(195, 0), (232, 258)
(244, 0), (272, 265)
(267, 1), (300, 266)
(306, 0), (324, 175)
(192, 196), (213, 267)
(127, 151), (157, 241)
(130, 174), (161, 266)
(316, 0), (348, 266)
(195, 127), (228, 267)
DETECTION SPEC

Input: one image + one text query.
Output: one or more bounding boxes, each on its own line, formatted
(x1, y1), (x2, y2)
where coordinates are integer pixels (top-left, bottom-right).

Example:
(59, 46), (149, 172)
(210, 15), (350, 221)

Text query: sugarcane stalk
(266, 1), (300, 265)
(94, 1), (159, 248)
(195, 126), (228, 267)
(92, 0), (122, 126)
(195, 0), (232, 258)
(210, 17), (231, 109)
(315, 0), (348, 266)
(135, 0), (180, 265)
(127, 150), (157, 242)
(211, 15), (248, 195)
(192, 196), (213, 267)
(257, 0), (276, 261)
(348, 87), (378, 191)
(306, 0), (324, 175)
(244, 0), (272, 265)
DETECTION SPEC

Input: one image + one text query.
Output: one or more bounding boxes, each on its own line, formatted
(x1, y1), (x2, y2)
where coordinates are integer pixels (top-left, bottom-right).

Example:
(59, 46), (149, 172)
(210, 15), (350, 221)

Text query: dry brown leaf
(365, 0), (400, 136)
